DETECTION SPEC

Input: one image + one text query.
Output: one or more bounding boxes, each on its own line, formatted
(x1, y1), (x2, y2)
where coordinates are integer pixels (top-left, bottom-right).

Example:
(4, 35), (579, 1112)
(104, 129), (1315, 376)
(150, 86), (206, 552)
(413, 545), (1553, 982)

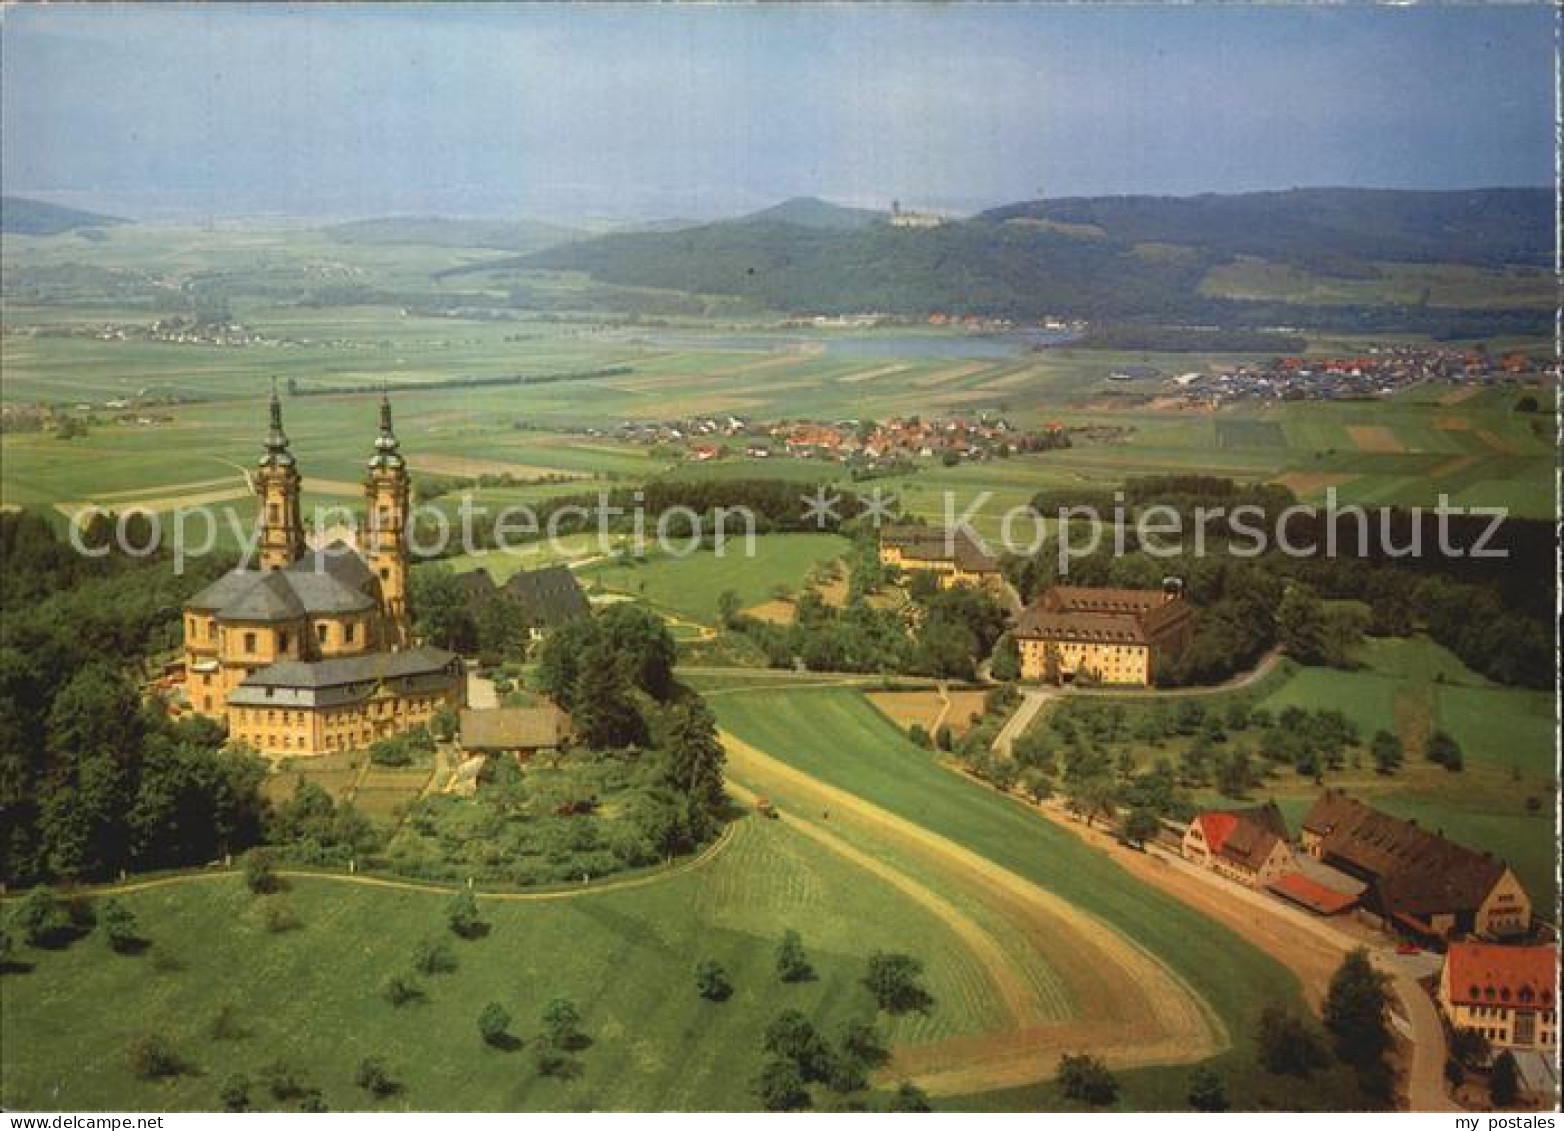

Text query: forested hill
(738, 196), (887, 230)
(981, 187), (1552, 270)
(476, 187), (1550, 331)
(1, 196), (129, 236)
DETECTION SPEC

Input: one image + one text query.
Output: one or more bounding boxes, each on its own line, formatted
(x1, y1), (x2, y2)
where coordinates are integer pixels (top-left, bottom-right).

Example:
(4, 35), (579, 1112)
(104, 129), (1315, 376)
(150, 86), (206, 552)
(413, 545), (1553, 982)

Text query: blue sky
(1, 3), (1555, 222)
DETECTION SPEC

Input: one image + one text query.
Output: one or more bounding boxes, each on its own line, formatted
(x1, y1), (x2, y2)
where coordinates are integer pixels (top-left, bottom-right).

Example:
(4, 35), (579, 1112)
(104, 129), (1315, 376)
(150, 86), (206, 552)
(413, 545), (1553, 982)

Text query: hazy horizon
(2, 3), (1556, 225)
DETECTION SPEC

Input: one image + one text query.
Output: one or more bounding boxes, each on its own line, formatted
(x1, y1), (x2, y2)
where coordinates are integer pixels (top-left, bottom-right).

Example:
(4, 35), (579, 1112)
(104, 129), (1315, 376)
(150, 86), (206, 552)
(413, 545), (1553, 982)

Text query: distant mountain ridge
(484, 187), (1550, 331)
(2, 197), (129, 236)
(981, 187), (1551, 270)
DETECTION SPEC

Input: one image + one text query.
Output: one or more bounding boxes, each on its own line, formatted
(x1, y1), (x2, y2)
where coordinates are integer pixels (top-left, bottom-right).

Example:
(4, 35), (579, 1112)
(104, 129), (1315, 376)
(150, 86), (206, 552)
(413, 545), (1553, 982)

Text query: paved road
(991, 686), (1059, 757)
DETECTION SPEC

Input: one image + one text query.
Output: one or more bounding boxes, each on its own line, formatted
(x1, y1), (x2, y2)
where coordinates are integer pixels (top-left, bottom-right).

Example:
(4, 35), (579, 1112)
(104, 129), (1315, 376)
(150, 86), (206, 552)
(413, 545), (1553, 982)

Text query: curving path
(1, 823), (740, 905)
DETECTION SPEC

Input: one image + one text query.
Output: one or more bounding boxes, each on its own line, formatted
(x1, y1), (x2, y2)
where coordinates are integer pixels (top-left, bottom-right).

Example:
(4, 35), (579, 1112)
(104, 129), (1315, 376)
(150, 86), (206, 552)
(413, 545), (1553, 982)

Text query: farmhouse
(878, 524), (1002, 591)
(1438, 942), (1558, 1053)
(1013, 582), (1195, 687)
(1300, 790), (1531, 940)
(182, 393), (463, 756)
(1181, 802), (1297, 887)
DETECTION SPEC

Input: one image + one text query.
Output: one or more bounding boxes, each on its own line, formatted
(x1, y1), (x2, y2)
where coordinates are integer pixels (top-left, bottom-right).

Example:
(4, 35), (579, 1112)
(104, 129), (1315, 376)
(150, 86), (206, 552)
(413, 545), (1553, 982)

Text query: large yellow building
(878, 525), (1002, 591)
(183, 393), (463, 757)
(1439, 942), (1558, 1054)
(1013, 584), (1195, 686)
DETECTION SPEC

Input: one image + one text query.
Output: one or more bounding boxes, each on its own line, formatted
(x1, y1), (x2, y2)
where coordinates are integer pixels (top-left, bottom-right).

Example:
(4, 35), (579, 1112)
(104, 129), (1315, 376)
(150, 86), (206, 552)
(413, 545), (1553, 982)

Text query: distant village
(599, 412), (1074, 470)
(1160, 346), (1550, 405)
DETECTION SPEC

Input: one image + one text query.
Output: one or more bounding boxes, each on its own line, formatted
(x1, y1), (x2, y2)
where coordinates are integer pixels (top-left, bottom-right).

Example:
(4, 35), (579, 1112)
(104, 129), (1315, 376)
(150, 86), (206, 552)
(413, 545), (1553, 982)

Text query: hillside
(982, 187), (1552, 271)
(469, 187), (1551, 332)
(322, 215), (579, 252)
(739, 196), (886, 230)
(1, 196), (128, 236)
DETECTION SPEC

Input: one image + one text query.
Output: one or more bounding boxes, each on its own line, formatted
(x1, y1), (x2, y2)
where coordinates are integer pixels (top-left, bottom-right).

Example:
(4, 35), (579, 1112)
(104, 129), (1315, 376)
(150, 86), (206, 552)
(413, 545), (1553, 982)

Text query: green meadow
(577, 533), (851, 624)
(0, 817), (1002, 1112)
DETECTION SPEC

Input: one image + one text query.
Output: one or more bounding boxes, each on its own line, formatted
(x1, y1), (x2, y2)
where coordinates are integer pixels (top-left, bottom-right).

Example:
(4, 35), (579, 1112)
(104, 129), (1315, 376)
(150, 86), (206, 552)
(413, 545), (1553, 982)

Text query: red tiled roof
(1444, 943), (1558, 1009)
(1198, 812), (1240, 855)
(1268, 871), (1360, 915)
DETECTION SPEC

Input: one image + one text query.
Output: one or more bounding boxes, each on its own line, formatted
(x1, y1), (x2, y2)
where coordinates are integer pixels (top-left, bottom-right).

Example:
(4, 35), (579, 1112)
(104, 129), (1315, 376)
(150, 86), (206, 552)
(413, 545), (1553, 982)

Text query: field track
(721, 731), (1226, 1094)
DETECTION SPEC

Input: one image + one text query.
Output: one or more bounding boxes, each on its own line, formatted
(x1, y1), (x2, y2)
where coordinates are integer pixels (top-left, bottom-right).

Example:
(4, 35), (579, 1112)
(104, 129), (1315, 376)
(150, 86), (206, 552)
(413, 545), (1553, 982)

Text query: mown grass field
(0, 817), (1002, 1112)
(709, 685), (1365, 1110)
(576, 534), (850, 624)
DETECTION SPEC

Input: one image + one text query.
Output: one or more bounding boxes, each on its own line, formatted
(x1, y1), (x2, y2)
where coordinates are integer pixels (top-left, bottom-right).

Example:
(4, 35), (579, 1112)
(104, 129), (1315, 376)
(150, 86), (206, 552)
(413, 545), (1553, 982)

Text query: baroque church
(182, 392), (464, 757)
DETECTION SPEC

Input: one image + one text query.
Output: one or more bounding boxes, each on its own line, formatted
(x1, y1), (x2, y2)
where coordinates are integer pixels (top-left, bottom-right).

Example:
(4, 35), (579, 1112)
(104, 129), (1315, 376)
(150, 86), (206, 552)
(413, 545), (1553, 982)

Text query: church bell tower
(365, 393), (411, 645)
(255, 387), (304, 571)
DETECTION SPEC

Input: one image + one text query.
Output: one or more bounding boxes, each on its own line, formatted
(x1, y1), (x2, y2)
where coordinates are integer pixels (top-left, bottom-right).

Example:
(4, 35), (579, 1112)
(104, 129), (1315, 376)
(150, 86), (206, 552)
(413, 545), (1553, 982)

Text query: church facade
(182, 393), (463, 757)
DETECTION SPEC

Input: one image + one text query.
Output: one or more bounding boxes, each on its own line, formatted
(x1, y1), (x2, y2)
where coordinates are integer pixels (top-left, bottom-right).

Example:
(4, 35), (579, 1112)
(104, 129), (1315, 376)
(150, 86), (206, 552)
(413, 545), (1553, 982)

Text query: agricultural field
(708, 685), (1366, 1110)
(576, 534), (851, 625)
(4, 225), (1555, 537)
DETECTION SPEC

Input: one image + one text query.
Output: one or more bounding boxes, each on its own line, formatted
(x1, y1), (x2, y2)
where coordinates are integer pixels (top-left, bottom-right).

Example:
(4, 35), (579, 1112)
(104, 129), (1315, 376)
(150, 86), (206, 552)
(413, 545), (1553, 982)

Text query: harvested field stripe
(1346, 425), (1406, 453)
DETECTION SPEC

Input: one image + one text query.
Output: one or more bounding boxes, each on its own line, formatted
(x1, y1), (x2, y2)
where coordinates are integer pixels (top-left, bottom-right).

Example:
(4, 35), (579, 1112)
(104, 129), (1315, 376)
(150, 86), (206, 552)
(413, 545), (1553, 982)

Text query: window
(345, 623), (356, 643)
(269, 503), (280, 524)
(207, 620), (216, 641)
(317, 623), (329, 644)
(244, 631), (257, 653)
(279, 632), (290, 652)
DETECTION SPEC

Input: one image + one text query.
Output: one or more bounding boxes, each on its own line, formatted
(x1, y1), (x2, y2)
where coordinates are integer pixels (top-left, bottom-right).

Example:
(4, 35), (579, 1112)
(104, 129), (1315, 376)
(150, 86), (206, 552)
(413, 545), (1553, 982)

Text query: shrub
(754, 1059), (810, 1111)
(478, 1002), (513, 1047)
(355, 1056), (399, 1098)
(98, 898), (141, 953)
(244, 850), (282, 895)
(887, 1081), (932, 1112)
(412, 937), (458, 976)
(695, 959), (733, 1002)
(863, 951), (933, 1015)
(219, 1074), (250, 1112)
(542, 998), (586, 1050)
(380, 974), (424, 1007)
(1426, 729), (1465, 772)
(128, 1032), (184, 1079)
(776, 929), (814, 983)
(1057, 1052), (1117, 1105)
(1489, 1050), (1520, 1106)
(447, 890), (486, 939)
(1186, 1066), (1228, 1111)
(1257, 1005), (1327, 1076)
(259, 1059), (308, 1102)
(763, 1009), (834, 1083)
(13, 886), (72, 947)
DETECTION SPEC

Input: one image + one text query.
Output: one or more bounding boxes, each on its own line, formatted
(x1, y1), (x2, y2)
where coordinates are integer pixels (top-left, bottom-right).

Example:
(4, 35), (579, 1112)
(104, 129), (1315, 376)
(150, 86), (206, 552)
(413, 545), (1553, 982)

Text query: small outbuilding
(458, 705), (571, 761)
